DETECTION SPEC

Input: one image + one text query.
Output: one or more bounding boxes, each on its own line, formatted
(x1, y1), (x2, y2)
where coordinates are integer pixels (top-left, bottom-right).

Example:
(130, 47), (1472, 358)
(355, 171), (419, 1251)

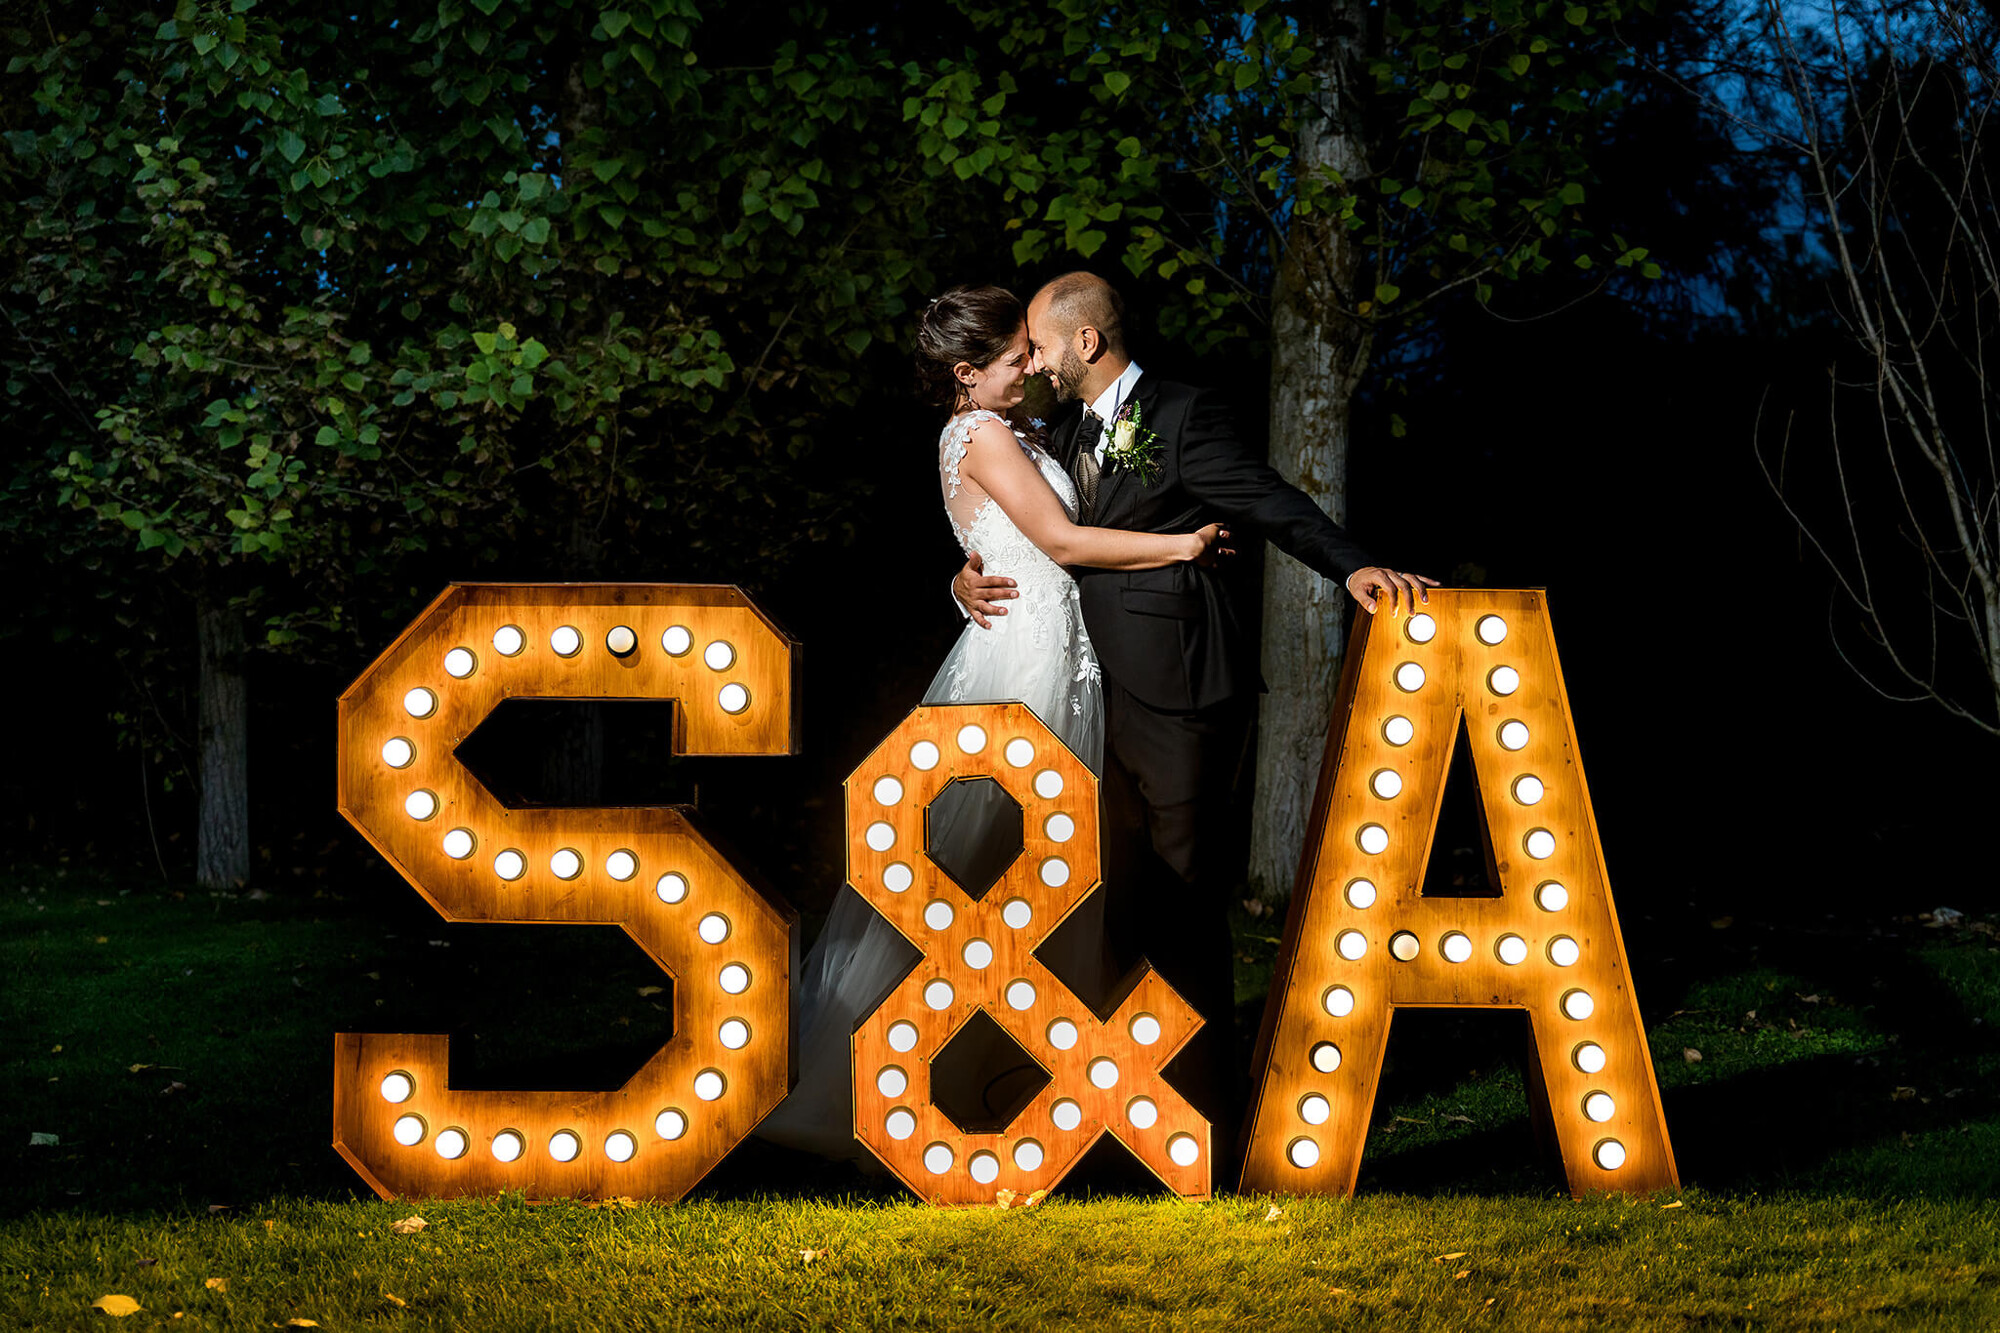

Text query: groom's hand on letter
(1344, 566), (1440, 616)
(956, 551), (1018, 630)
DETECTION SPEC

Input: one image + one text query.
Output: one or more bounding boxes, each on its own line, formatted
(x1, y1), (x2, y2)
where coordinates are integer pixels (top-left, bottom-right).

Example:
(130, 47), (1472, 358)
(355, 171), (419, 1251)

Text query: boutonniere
(1101, 401), (1162, 486)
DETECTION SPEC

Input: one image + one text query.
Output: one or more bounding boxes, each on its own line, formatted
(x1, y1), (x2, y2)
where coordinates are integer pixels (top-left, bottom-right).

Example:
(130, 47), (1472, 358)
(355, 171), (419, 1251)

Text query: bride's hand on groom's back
(955, 552), (1018, 630)
(1187, 523), (1234, 567)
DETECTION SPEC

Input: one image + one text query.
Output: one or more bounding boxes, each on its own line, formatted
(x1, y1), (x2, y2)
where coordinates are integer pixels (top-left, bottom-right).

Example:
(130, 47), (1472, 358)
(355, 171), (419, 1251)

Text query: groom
(952, 271), (1433, 1172)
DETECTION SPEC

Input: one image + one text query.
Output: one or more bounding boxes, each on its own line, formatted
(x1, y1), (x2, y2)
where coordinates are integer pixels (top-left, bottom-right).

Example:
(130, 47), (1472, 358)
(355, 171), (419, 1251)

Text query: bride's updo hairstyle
(913, 284), (1024, 406)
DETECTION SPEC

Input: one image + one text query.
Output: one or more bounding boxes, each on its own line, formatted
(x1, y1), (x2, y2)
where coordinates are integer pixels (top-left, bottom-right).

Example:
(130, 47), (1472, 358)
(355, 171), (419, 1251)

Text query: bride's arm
(960, 418), (1209, 571)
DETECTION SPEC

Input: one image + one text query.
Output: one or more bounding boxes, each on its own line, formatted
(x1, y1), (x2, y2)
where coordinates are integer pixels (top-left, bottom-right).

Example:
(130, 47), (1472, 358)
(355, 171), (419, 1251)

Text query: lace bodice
(938, 410), (1081, 595)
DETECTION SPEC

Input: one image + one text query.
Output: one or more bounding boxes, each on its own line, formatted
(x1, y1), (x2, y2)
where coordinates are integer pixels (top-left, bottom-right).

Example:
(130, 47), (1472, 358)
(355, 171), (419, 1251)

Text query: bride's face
(959, 324), (1033, 413)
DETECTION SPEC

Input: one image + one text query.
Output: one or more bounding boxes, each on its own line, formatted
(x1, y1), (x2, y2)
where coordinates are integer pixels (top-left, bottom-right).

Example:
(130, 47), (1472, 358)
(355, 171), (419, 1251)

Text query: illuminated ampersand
(333, 583), (800, 1202)
(846, 703), (1211, 1203)
(1240, 590), (1679, 1197)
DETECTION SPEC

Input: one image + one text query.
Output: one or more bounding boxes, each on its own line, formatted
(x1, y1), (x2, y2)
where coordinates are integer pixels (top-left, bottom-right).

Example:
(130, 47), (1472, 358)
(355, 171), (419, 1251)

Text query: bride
(755, 285), (1226, 1159)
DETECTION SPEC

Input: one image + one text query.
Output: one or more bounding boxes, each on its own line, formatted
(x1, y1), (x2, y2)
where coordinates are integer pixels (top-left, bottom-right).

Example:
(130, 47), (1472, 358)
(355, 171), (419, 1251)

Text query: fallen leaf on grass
(382, 1293), (407, 1308)
(51, 1044), (63, 1053)
(133, 1259), (157, 1269)
(207, 1204), (230, 1215)
(91, 1295), (143, 1317)
(389, 1216), (427, 1234)
(160, 1081), (188, 1097)
(276, 1320), (319, 1328)
(799, 1249), (823, 1264)
(1454, 1269), (1471, 1280)
(1264, 1206), (1284, 1222)
(29, 1132), (59, 1147)
(128, 1063), (156, 1074)
(204, 1278), (228, 1292)
(262, 1220), (276, 1233)
(1434, 1252), (1469, 1264)
(636, 985), (663, 997)
(1891, 1087), (1917, 1102)
(1329, 1287), (1349, 1295)
(1709, 916), (1733, 930)
(1683, 1048), (1703, 1063)
(1445, 1114), (1475, 1125)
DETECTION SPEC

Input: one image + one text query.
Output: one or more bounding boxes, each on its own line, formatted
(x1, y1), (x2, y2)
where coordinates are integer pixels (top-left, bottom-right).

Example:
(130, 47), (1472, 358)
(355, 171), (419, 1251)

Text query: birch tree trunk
(195, 595), (251, 889)
(1248, 4), (1374, 900)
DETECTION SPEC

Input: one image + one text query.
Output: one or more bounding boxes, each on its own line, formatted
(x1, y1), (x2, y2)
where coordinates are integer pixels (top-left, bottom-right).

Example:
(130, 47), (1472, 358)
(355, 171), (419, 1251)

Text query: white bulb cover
(661, 625), (692, 656)
(1005, 737), (1035, 767)
(1127, 1097), (1159, 1129)
(910, 740), (941, 771)
(1497, 935), (1529, 966)
(404, 790), (438, 821)
(1002, 898), (1033, 929)
(494, 850), (525, 881)
(1514, 775), (1545, 806)
(717, 683), (750, 714)
(1595, 1139), (1627, 1170)
(719, 1019), (750, 1050)
(1013, 1140), (1045, 1170)
(865, 821), (896, 852)
(1489, 665), (1521, 696)
(492, 1131), (523, 1163)
(1477, 614), (1508, 645)
(872, 776), (904, 806)
(719, 963), (750, 994)
(1034, 769), (1064, 799)
(604, 1131), (635, 1163)
(550, 626), (581, 656)
(1499, 720), (1530, 751)
(923, 1143), (954, 1175)
(923, 900), (954, 931)
(1337, 930), (1368, 961)
(1538, 882), (1570, 912)
(444, 648), (476, 678)
(1389, 932), (1420, 962)
(549, 848), (581, 879)
(380, 1073), (413, 1103)
(655, 1109), (687, 1140)
(698, 913), (730, 944)
(393, 1115), (425, 1147)
(1047, 1019), (1079, 1050)
(1395, 662), (1426, 692)
(885, 1109), (916, 1141)
(703, 640), (735, 671)
(1372, 769), (1404, 799)
(655, 872), (688, 903)
(1005, 979), (1037, 1011)
(435, 1128), (468, 1160)
(888, 1021), (920, 1053)
(1310, 1042), (1342, 1073)
(605, 625), (636, 656)
(1406, 613), (1437, 643)
(1564, 990), (1595, 1021)
(1045, 813), (1075, 843)
(1574, 1042), (1607, 1074)
(381, 737), (414, 768)
(1299, 1095), (1331, 1126)
(1525, 829), (1557, 859)
(883, 863), (914, 894)
(1441, 932), (1472, 963)
(876, 1066), (909, 1098)
(969, 1152), (1000, 1185)
(1549, 937), (1581, 967)
(924, 980), (955, 1010)
(1167, 1134), (1200, 1167)
(1383, 715), (1415, 746)
(605, 850), (637, 881)
(1289, 1137), (1322, 1169)
(549, 1131), (580, 1162)
(955, 724), (987, 754)
(1323, 986), (1355, 1018)
(1129, 1014), (1162, 1045)
(1584, 1092), (1615, 1123)
(403, 687), (436, 718)
(962, 938), (993, 969)
(1358, 824), (1389, 855)
(1345, 879), (1378, 909)
(442, 828), (475, 859)
(492, 625), (525, 656)
(1051, 1100), (1083, 1132)
(1039, 857), (1070, 887)
(693, 1070), (725, 1102)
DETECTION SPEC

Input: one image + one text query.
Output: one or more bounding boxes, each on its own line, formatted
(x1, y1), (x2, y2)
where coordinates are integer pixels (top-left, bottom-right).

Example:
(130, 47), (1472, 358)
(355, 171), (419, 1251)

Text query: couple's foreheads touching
(914, 273), (1131, 418)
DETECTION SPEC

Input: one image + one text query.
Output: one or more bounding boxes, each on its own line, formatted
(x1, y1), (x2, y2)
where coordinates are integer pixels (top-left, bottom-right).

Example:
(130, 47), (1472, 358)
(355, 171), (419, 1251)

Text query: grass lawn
(4, 871), (1999, 1330)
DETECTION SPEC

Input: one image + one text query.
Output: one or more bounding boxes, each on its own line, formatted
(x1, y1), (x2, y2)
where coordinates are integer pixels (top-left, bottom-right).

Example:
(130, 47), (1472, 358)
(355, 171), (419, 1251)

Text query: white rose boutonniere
(1100, 401), (1163, 486)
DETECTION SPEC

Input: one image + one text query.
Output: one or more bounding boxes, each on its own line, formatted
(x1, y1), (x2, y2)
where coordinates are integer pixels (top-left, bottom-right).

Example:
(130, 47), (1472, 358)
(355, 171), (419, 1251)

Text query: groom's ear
(1076, 326), (1103, 362)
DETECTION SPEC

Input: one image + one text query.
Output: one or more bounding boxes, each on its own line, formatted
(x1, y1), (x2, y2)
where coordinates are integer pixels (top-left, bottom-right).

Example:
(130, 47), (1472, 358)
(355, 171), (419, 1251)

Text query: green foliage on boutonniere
(1102, 401), (1163, 486)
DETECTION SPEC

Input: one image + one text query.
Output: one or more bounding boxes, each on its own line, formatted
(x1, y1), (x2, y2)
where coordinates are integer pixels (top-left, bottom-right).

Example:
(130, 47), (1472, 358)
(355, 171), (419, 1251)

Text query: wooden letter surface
(334, 583), (800, 1201)
(847, 703), (1211, 1204)
(1240, 589), (1677, 1197)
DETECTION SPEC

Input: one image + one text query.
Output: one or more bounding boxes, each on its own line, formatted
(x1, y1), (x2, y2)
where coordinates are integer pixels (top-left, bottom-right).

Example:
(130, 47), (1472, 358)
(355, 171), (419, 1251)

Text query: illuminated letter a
(1239, 590), (1678, 1196)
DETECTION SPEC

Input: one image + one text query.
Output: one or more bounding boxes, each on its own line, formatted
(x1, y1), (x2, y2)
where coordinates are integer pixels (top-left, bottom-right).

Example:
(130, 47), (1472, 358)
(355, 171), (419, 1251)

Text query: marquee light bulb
(697, 913), (730, 944)
(1310, 1042), (1342, 1073)
(1574, 1042), (1607, 1074)
(1045, 813), (1075, 843)
(1006, 979), (1037, 1011)
(1496, 934), (1529, 966)
(1441, 931), (1473, 963)
(1047, 1019), (1079, 1050)
(1358, 824), (1389, 855)
(549, 848), (582, 880)
(910, 740), (940, 771)
(1383, 715), (1415, 746)
(962, 938), (993, 969)
(492, 625), (525, 656)
(718, 1019), (750, 1050)
(1548, 936), (1581, 967)
(1499, 720), (1530, 750)
(969, 1152), (1000, 1185)
(876, 1066), (909, 1098)
(494, 849), (525, 881)
(924, 980), (955, 1010)
(549, 1131), (580, 1162)
(885, 1109), (916, 1141)
(605, 625), (636, 656)
(655, 1109), (687, 1140)
(660, 625), (692, 656)
(1345, 879), (1377, 909)
(1051, 1099), (1083, 1132)
(404, 790), (438, 821)
(1514, 775), (1545, 806)
(997, 899), (1034, 931)
(1406, 613), (1437, 643)
(442, 828), (475, 859)
(1389, 931), (1420, 962)
(718, 683), (750, 714)
(1129, 1014), (1162, 1045)
(1584, 1092), (1616, 1123)
(1372, 769), (1404, 799)
(888, 1021), (919, 1053)
(923, 1143), (954, 1175)
(1563, 989), (1595, 1021)
(1034, 769), (1064, 799)
(1489, 666), (1521, 696)
(703, 640), (735, 671)
(550, 626), (581, 657)
(1395, 662), (1427, 692)
(693, 1069), (725, 1102)
(956, 724), (987, 754)
(604, 1131), (635, 1163)
(873, 776), (904, 806)
(605, 850), (637, 881)
(381, 737), (414, 768)
(1014, 1140), (1044, 1170)
(1322, 985), (1355, 1018)
(865, 821), (895, 852)
(1040, 858), (1070, 887)
(403, 687), (437, 718)
(923, 900), (954, 931)
(655, 872), (688, 903)
(435, 1128), (468, 1160)
(1594, 1139), (1627, 1170)
(393, 1115), (426, 1147)
(1127, 1096), (1159, 1129)
(1288, 1137), (1322, 1169)
(1337, 930), (1368, 961)
(882, 862), (914, 894)
(380, 1072), (413, 1103)
(492, 1131), (524, 1163)
(1167, 1134), (1201, 1167)
(1477, 614), (1509, 645)
(1005, 737), (1035, 767)
(1299, 1094), (1331, 1126)
(444, 648), (476, 678)
(1525, 829), (1557, 860)
(1538, 881), (1569, 912)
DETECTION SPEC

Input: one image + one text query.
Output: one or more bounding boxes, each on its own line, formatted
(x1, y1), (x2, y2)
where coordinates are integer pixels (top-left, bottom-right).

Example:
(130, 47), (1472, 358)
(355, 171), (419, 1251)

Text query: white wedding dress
(755, 409), (1113, 1160)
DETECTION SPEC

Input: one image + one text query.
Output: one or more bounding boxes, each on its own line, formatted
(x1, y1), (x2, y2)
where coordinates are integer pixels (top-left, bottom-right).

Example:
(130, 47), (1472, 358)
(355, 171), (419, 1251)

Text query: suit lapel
(1052, 404), (1085, 471)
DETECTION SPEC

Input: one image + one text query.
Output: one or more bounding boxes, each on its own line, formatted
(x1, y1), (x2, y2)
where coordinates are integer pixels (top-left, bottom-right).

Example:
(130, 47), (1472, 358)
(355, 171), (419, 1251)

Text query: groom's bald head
(1031, 271), (1126, 356)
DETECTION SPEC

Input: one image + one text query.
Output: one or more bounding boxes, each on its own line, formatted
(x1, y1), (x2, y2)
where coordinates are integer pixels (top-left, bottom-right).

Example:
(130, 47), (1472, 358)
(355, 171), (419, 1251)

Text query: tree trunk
(195, 595), (251, 888)
(1248, 5), (1373, 901)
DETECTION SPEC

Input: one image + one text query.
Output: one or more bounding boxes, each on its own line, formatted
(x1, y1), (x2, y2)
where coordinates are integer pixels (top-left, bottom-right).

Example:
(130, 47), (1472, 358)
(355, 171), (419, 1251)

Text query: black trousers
(1099, 680), (1257, 1171)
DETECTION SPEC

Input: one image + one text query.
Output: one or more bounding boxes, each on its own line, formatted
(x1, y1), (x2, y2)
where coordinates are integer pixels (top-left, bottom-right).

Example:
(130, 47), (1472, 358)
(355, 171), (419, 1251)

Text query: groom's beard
(1050, 349), (1089, 404)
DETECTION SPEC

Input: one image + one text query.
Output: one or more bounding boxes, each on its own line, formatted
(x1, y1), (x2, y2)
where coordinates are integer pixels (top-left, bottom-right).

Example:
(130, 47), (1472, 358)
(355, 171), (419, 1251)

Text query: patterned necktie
(1071, 411), (1104, 523)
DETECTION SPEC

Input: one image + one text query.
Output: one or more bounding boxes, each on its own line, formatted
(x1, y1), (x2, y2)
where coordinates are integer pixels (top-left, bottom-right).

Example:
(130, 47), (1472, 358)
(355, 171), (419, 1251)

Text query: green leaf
(522, 217), (550, 244)
(1558, 181), (1586, 206)
(276, 129), (306, 164)
(1373, 282), (1402, 306)
(600, 9), (631, 37)
(1105, 70), (1132, 96)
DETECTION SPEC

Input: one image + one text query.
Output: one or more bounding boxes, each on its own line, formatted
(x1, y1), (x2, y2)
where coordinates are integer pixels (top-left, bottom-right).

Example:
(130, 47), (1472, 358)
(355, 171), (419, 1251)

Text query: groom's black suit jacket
(1054, 374), (1376, 713)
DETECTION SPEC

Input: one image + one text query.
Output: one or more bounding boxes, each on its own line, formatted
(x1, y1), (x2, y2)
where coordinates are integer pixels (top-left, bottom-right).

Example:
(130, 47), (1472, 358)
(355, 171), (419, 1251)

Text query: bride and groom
(759, 271), (1433, 1182)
